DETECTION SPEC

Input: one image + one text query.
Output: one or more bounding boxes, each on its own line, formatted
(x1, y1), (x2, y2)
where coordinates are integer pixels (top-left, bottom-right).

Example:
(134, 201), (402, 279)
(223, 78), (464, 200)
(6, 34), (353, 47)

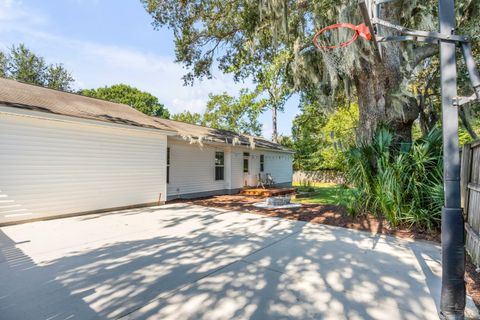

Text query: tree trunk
(354, 69), (419, 144)
(272, 105), (278, 142)
(459, 106), (479, 140)
(353, 5), (419, 145)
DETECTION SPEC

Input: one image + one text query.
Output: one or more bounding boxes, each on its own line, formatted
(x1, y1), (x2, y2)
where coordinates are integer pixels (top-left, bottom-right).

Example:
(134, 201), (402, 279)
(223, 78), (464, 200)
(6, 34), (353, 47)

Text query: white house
(0, 79), (293, 224)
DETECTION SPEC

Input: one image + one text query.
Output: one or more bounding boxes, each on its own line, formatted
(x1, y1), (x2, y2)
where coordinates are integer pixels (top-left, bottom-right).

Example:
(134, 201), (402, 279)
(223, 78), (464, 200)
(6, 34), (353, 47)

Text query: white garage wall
(0, 113), (167, 224)
(167, 139), (230, 199)
(227, 150), (293, 190)
(263, 152), (293, 184)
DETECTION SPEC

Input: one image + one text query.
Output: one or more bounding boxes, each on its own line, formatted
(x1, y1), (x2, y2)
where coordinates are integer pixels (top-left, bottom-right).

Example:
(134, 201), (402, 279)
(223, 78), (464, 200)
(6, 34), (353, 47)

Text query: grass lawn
(292, 182), (355, 206)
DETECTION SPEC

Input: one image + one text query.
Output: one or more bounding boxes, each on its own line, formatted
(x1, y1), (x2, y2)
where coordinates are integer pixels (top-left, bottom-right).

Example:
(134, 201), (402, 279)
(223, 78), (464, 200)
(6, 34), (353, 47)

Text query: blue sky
(0, 0), (300, 138)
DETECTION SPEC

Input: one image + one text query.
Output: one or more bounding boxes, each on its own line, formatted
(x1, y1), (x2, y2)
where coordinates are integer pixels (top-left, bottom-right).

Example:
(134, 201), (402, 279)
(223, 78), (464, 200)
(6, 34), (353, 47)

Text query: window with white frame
(215, 151), (224, 180)
(243, 152), (249, 173)
(260, 154), (265, 172)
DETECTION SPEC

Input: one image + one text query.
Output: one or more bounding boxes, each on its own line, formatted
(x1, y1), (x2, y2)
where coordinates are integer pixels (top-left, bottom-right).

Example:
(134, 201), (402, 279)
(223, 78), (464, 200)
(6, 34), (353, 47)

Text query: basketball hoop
(312, 23), (372, 76)
(313, 23), (372, 49)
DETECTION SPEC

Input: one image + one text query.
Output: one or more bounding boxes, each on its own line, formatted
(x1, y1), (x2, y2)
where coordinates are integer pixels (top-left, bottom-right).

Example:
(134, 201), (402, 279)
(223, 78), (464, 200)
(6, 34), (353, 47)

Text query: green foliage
(291, 101), (358, 170)
(317, 103), (358, 170)
(80, 84), (170, 118)
(276, 135), (294, 149)
(1, 44), (74, 91)
(141, 0), (480, 145)
(345, 128), (443, 231)
(171, 111), (203, 125)
(0, 51), (7, 78)
(202, 89), (266, 136)
(172, 89), (266, 136)
(291, 100), (327, 170)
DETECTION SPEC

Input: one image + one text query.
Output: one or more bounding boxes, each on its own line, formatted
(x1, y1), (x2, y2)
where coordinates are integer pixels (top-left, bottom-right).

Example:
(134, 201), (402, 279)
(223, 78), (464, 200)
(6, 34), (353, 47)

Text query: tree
(0, 52), (7, 78)
(2, 44), (74, 91)
(291, 99), (327, 170)
(141, 0), (479, 144)
(172, 90), (265, 135)
(202, 89), (266, 136)
(80, 84), (170, 118)
(317, 102), (358, 169)
(256, 50), (293, 142)
(44, 64), (75, 92)
(172, 111), (203, 125)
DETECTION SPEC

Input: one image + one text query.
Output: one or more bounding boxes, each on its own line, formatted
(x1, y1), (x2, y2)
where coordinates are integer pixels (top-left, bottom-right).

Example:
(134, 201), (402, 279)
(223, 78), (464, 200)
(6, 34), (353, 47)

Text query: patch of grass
(293, 182), (355, 206)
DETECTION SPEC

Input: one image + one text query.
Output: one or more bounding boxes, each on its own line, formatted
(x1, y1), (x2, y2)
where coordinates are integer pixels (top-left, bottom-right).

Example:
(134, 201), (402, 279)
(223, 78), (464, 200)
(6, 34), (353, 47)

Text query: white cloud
(0, 0), (250, 116)
(0, 0), (293, 137)
(0, 0), (47, 29)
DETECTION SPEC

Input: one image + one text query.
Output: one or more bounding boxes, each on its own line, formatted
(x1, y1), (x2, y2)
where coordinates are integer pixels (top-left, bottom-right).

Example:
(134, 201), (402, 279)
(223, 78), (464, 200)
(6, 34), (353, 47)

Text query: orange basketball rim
(313, 23), (372, 49)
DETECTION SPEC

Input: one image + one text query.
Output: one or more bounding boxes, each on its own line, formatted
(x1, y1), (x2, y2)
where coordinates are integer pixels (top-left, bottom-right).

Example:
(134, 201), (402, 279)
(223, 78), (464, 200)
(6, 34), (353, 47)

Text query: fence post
(461, 143), (472, 214)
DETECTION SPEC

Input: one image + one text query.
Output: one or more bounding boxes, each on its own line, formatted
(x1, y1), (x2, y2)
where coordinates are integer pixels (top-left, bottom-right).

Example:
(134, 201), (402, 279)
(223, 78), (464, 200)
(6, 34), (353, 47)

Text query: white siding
(0, 113), (167, 224)
(167, 139), (230, 198)
(230, 151), (245, 189)
(263, 152), (293, 184)
(226, 149), (293, 189)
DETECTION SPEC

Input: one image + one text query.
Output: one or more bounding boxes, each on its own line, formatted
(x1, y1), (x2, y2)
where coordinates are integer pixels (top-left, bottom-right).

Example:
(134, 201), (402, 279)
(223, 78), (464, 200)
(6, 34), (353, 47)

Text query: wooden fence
(462, 140), (480, 267)
(293, 170), (345, 185)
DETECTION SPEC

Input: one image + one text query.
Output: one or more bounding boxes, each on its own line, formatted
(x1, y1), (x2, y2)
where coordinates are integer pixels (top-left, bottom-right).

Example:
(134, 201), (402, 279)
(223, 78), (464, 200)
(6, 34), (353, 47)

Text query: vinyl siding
(230, 151), (245, 189)
(218, 149), (293, 190)
(167, 139), (230, 198)
(247, 151), (293, 185)
(0, 112), (167, 224)
(263, 152), (293, 184)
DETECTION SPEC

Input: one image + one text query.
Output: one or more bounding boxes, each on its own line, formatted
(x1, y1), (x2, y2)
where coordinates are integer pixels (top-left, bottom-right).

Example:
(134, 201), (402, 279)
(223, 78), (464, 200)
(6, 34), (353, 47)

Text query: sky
(0, 0), (300, 138)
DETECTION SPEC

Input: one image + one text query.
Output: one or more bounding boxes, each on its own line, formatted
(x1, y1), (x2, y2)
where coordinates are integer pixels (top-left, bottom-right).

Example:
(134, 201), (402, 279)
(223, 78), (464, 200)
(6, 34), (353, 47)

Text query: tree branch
(413, 45), (439, 67)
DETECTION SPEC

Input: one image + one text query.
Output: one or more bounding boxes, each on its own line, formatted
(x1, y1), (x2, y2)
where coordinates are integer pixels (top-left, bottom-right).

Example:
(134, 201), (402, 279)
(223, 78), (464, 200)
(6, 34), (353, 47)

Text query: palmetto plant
(345, 128), (443, 231)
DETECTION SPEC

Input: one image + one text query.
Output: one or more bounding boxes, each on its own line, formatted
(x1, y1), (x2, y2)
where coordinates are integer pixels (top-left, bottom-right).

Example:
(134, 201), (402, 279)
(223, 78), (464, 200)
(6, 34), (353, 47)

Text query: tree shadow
(0, 204), (441, 319)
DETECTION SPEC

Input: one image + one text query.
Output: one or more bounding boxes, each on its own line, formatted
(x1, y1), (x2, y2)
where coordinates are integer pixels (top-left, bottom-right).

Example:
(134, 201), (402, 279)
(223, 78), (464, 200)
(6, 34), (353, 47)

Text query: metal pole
(439, 0), (466, 319)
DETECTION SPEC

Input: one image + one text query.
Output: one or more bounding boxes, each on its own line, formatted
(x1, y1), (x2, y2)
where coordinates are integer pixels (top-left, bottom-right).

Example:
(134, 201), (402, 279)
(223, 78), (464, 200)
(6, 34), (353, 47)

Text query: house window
(260, 154), (265, 172)
(243, 152), (249, 173)
(167, 147), (170, 184)
(215, 151), (224, 181)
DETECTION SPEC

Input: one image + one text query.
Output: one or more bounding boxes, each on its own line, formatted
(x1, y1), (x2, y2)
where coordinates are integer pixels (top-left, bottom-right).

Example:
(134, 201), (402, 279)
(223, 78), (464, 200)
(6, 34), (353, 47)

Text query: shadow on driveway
(0, 204), (441, 320)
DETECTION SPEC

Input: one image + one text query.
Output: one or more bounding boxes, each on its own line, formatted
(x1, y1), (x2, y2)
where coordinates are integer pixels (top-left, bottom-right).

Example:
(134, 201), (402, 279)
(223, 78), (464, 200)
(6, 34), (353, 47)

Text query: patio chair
(266, 173), (275, 187)
(256, 173), (267, 189)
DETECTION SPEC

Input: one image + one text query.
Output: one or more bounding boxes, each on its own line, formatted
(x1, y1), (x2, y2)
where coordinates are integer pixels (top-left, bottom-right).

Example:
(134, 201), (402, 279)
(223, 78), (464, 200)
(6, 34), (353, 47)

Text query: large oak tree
(141, 0), (479, 144)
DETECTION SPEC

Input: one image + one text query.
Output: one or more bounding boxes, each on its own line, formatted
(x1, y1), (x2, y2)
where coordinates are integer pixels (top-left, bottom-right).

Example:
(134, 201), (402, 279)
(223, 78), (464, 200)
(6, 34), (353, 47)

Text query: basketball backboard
(358, 0), (382, 60)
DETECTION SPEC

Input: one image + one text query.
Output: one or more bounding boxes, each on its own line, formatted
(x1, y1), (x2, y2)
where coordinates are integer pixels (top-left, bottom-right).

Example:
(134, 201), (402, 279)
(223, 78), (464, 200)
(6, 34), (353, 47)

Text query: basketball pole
(438, 0), (466, 318)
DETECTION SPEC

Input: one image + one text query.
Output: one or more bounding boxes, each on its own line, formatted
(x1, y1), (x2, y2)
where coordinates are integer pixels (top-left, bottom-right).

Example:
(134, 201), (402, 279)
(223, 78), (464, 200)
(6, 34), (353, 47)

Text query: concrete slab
(0, 204), (473, 319)
(0, 204), (304, 319)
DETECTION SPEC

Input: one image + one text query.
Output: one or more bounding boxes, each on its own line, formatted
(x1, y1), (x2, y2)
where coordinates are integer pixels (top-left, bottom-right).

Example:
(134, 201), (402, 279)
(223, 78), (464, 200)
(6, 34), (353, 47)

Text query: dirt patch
(175, 194), (440, 242)
(466, 255), (480, 310)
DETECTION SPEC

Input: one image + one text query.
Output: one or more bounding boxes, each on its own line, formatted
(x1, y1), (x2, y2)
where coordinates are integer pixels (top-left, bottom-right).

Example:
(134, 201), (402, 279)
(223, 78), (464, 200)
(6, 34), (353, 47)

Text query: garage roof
(0, 78), (292, 152)
(0, 78), (174, 132)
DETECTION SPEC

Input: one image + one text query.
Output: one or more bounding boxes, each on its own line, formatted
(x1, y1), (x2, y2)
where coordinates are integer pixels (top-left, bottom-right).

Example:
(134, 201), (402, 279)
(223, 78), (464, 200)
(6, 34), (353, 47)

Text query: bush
(344, 128), (443, 231)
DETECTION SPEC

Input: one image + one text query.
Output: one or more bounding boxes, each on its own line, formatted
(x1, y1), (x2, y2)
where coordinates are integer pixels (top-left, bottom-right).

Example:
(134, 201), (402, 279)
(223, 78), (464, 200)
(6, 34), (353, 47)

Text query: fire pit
(266, 196), (291, 206)
(253, 196), (301, 210)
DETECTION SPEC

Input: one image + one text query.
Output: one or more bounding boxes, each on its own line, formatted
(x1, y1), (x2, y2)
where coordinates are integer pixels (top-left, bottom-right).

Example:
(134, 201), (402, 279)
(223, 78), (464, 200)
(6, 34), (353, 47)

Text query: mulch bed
(181, 194), (440, 242)
(466, 255), (480, 309)
(173, 194), (480, 310)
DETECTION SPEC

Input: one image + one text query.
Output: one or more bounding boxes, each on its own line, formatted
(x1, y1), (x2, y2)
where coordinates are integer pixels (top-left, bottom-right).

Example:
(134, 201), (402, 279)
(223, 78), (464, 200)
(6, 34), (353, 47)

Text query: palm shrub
(345, 128), (443, 231)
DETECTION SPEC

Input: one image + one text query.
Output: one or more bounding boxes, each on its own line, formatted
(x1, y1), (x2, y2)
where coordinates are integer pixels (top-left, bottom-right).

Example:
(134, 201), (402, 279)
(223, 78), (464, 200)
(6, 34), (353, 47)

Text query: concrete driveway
(0, 203), (444, 319)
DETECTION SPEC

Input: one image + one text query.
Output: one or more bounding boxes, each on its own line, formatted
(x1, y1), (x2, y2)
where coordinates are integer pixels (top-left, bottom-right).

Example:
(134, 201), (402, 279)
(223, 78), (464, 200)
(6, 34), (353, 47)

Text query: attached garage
(0, 79), (174, 224)
(0, 78), (294, 225)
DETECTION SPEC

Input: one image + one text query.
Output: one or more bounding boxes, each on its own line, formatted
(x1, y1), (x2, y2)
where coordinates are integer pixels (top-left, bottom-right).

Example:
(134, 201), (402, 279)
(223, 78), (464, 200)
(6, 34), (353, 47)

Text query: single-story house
(0, 78), (293, 224)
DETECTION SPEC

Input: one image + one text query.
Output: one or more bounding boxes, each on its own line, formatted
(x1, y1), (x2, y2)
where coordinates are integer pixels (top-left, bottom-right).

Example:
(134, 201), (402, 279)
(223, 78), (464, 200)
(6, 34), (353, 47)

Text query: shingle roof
(154, 118), (292, 152)
(0, 78), (292, 152)
(0, 78), (173, 132)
